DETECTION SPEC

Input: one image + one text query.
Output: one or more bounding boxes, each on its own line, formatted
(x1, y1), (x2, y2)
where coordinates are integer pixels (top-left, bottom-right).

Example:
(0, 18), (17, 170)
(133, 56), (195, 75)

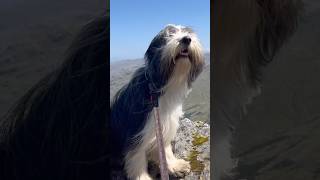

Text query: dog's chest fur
(138, 60), (191, 152)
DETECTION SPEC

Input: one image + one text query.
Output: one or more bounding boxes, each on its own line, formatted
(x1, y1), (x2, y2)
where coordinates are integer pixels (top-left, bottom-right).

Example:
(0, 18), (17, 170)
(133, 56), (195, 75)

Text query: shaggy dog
(110, 24), (204, 179)
(212, 0), (303, 179)
(0, 15), (110, 180)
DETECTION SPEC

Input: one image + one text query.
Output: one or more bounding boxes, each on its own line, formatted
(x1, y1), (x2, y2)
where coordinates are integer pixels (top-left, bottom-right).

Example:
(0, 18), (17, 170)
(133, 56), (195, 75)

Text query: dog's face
(145, 24), (204, 88)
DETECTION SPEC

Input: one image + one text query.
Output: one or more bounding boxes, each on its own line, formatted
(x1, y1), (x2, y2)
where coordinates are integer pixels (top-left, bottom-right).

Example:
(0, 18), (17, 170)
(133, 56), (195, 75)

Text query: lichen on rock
(110, 118), (210, 179)
(172, 118), (210, 180)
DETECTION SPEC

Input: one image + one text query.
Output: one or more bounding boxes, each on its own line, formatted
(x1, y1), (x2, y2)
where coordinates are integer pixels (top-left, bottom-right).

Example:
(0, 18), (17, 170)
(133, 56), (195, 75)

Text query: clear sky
(110, 0), (210, 62)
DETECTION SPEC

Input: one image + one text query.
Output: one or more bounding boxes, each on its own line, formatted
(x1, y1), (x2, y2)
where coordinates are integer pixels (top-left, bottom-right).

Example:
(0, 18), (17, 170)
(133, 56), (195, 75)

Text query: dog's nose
(181, 36), (191, 45)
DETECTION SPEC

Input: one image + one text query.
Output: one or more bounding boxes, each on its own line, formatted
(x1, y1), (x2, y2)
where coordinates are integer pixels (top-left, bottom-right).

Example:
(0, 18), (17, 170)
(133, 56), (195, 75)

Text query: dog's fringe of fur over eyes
(0, 15), (110, 180)
(212, 0), (303, 179)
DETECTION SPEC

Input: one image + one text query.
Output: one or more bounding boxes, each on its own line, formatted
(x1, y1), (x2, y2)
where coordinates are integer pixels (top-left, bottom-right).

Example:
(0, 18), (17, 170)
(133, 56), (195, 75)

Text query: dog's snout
(181, 36), (191, 45)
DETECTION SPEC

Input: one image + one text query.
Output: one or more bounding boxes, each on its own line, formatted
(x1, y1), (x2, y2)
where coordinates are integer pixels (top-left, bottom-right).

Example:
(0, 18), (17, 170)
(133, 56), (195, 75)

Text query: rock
(110, 118), (210, 180)
(172, 118), (210, 180)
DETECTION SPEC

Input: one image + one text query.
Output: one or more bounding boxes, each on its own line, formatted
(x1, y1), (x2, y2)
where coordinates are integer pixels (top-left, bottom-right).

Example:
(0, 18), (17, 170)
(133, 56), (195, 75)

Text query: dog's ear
(165, 24), (177, 29)
(249, 0), (303, 84)
(188, 55), (205, 88)
(144, 30), (167, 63)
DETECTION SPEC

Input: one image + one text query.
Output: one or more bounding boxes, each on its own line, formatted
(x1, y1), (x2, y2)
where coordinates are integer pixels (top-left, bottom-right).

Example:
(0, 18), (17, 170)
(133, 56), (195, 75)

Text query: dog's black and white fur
(110, 25), (204, 179)
(0, 15), (110, 180)
(212, 0), (302, 179)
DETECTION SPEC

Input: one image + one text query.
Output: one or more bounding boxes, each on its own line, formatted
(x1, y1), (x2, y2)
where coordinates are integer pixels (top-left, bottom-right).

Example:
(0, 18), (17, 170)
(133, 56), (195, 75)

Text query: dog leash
(149, 84), (170, 180)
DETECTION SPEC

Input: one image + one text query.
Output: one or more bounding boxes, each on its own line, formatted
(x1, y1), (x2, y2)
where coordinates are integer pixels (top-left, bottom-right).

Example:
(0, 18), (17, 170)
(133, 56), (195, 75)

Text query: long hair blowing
(0, 15), (110, 180)
(212, 0), (302, 179)
(213, 0), (303, 87)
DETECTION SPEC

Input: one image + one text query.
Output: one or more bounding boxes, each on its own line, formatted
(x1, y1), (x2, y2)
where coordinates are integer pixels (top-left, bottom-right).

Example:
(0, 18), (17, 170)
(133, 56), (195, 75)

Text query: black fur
(110, 28), (171, 156)
(0, 15), (110, 180)
(110, 25), (204, 167)
(110, 67), (152, 153)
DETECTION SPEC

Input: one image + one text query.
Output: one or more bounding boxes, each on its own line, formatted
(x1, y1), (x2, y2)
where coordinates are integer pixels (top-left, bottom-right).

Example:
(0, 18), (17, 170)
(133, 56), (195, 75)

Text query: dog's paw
(168, 159), (191, 177)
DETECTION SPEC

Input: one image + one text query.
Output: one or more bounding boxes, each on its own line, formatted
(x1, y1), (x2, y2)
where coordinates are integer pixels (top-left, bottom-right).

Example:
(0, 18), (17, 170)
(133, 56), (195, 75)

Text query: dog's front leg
(165, 144), (191, 177)
(125, 148), (152, 180)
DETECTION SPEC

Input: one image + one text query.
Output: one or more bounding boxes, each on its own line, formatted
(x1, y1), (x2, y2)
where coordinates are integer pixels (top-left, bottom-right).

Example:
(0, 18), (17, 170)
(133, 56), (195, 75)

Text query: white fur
(125, 59), (191, 180)
(161, 25), (202, 67)
(125, 24), (203, 179)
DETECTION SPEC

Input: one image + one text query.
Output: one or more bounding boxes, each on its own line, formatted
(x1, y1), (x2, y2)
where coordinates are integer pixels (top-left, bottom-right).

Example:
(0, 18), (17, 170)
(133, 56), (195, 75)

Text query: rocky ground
(111, 118), (210, 180)
(110, 56), (210, 179)
(173, 118), (210, 180)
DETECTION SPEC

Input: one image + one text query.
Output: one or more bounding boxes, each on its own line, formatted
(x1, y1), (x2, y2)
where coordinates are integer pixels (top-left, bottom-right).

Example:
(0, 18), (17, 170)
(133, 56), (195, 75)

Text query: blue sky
(110, 0), (210, 61)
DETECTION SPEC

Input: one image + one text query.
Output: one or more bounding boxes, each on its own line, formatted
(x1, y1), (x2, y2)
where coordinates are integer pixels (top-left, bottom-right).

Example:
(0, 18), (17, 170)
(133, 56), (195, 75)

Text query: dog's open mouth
(176, 48), (189, 59)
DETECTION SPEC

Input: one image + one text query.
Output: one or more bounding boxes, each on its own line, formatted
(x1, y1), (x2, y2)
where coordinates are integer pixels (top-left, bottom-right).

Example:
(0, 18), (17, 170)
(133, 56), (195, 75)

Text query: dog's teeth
(180, 52), (189, 56)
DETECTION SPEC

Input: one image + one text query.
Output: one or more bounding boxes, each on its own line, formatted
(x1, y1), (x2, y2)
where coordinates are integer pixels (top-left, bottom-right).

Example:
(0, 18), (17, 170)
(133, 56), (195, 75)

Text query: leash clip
(148, 83), (161, 108)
